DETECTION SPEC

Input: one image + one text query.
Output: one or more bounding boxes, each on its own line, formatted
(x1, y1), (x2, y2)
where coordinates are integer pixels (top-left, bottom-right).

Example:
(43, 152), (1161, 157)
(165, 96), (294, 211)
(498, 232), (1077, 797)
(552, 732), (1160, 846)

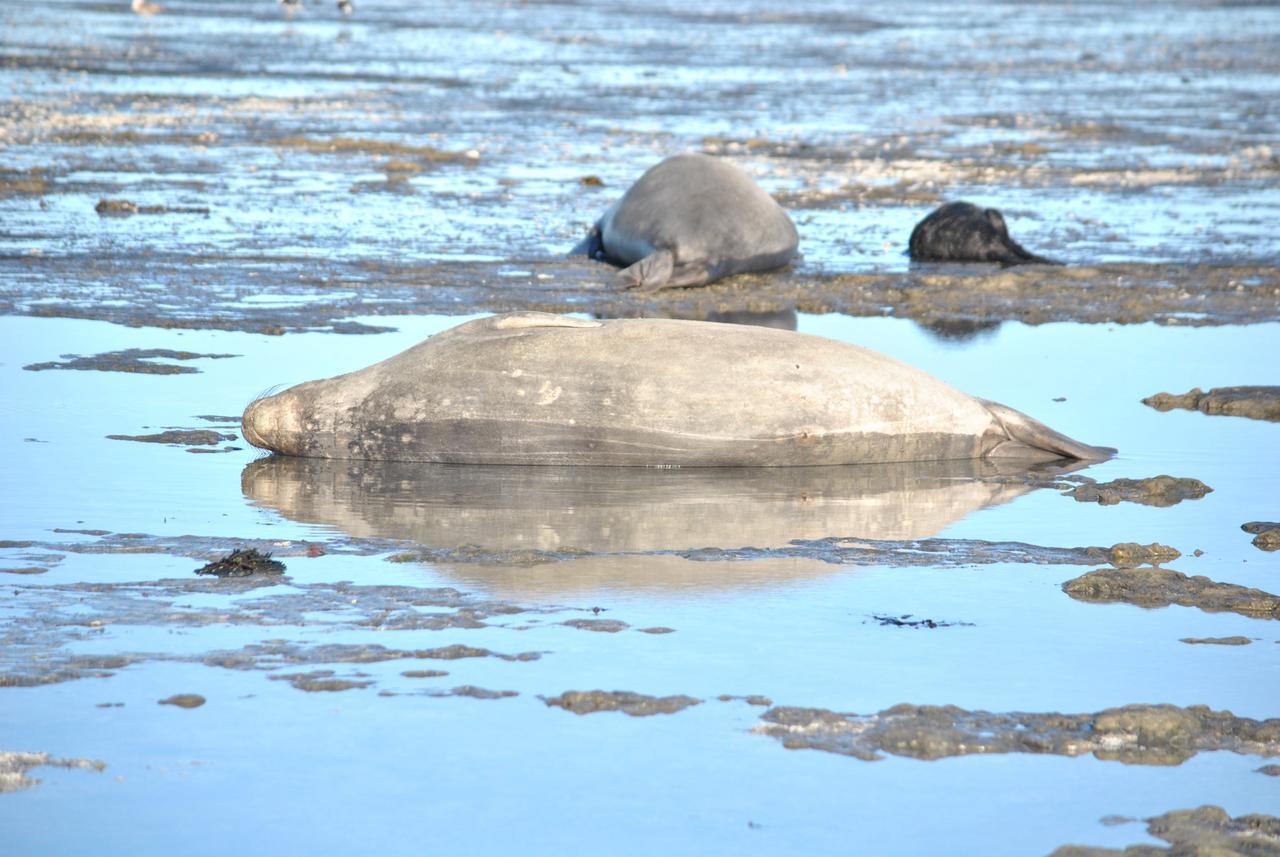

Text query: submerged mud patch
(1143, 387), (1280, 422)
(24, 348), (237, 374)
(268, 671), (373, 693)
(1180, 636), (1252, 646)
(0, 577), (550, 689)
(756, 703), (1280, 765)
(1050, 806), (1280, 856)
(542, 690), (702, 717)
(0, 751), (106, 794)
(158, 693), (206, 709)
(1063, 568), (1280, 619)
(1064, 477), (1213, 508)
(562, 619), (629, 633)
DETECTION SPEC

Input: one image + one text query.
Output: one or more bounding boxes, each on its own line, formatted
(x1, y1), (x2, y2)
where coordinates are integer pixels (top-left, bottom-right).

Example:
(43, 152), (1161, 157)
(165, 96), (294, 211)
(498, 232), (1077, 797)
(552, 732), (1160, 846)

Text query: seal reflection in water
(242, 312), (1113, 466)
(241, 457), (1069, 597)
(909, 201), (1058, 265)
(573, 153), (800, 290)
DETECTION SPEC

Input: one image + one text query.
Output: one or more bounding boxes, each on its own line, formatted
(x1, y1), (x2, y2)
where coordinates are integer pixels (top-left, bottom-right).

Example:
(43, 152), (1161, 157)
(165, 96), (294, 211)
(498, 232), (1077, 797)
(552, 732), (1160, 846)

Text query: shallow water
(2, 1), (1279, 855)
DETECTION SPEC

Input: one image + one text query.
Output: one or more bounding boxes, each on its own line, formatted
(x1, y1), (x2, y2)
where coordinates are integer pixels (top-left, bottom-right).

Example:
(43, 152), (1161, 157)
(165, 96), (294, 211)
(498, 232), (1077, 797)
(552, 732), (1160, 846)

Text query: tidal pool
(2, 0), (1278, 854)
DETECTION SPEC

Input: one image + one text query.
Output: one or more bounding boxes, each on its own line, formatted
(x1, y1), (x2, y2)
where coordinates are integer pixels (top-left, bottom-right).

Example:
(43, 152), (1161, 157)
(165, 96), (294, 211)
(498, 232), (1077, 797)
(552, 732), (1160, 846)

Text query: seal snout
(242, 393), (294, 453)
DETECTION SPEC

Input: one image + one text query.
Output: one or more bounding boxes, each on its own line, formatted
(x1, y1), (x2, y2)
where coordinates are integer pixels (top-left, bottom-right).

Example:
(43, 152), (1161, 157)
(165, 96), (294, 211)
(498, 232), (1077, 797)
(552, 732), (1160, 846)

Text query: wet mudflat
(2, 1), (1279, 855)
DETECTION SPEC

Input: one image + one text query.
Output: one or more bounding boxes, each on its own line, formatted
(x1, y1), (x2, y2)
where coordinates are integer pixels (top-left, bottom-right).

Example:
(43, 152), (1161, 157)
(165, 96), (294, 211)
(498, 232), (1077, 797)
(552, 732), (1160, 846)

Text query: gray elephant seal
(242, 312), (1113, 466)
(573, 153), (800, 290)
(909, 201), (1058, 265)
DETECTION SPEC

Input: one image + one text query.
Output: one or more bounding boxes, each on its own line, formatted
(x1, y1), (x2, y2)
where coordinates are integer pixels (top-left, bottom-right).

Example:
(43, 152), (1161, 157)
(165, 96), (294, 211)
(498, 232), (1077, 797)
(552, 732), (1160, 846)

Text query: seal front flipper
(570, 223), (604, 259)
(615, 249), (674, 290)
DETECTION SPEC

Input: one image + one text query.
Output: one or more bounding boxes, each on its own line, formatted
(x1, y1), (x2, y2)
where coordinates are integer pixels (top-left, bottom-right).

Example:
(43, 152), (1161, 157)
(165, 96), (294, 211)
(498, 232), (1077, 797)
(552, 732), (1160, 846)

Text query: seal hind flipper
(615, 249), (675, 290)
(980, 399), (1115, 461)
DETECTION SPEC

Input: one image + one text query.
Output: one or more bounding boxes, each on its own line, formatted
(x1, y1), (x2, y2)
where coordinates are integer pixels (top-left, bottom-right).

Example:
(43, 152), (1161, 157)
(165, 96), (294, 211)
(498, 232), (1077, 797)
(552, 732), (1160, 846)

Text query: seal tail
(979, 399), (1115, 461)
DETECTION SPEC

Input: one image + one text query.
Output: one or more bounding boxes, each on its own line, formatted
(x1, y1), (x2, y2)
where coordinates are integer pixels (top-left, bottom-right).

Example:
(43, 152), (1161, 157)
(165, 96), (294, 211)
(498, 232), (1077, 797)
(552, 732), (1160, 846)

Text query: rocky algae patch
(755, 704), (1280, 765)
(1063, 568), (1280, 619)
(542, 690), (702, 717)
(1143, 386), (1280, 422)
(1064, 477), (1213, 508)
(1050, 806), (1280, 856)
(1243, 522), (1280, 552)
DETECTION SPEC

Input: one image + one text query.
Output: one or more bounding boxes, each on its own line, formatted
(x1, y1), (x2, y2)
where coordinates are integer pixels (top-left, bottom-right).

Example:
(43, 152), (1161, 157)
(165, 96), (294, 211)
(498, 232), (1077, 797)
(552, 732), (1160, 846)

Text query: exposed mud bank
(756, 703), (1280, 765)
(4, 259), (1276, 335)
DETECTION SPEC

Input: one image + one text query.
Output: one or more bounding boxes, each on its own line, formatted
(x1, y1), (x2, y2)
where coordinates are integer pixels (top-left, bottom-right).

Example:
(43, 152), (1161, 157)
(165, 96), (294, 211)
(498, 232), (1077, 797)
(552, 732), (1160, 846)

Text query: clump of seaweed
(195, 548), (285, 578)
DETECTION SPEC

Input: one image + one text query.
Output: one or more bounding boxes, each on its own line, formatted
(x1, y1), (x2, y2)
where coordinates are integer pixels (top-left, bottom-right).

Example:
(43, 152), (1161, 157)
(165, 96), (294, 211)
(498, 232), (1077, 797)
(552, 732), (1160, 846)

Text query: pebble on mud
(756, 703), (1280, 765)
(1049, 805), (1280, 856)
(542, 690), (702, 717)
(194, 548), (286, 578)
(1243, 522), (1280, 552)
(158, 693), (206, 708)
(1142, 386), (1280, 422)
(1064, 476), (1213, 507)
(1062, 567), (1280, 619)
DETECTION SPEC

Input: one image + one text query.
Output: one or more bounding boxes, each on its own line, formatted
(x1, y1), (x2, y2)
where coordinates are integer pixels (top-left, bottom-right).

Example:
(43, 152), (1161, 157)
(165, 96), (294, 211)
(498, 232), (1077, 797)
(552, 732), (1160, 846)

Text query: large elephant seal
(573, 153), (800, 290)
(242, 312), (1113, 466)
(909, 201), (1058, 265)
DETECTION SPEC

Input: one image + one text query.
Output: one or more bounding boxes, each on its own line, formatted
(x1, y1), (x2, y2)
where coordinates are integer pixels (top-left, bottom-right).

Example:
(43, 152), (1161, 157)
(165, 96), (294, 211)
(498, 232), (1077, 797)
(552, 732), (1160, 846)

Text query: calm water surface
(2, 0), (1278, 854)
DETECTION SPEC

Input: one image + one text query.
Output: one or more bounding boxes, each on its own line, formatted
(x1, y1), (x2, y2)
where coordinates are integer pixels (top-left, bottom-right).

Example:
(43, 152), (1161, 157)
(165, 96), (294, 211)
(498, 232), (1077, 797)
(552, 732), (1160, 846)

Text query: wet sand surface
(2, 2), (1278, 855)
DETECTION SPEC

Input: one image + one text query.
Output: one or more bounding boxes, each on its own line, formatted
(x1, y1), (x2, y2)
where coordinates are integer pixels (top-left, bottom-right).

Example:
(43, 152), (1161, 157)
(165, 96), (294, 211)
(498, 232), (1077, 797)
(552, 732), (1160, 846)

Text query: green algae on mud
(755, 703), (1280, 765)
